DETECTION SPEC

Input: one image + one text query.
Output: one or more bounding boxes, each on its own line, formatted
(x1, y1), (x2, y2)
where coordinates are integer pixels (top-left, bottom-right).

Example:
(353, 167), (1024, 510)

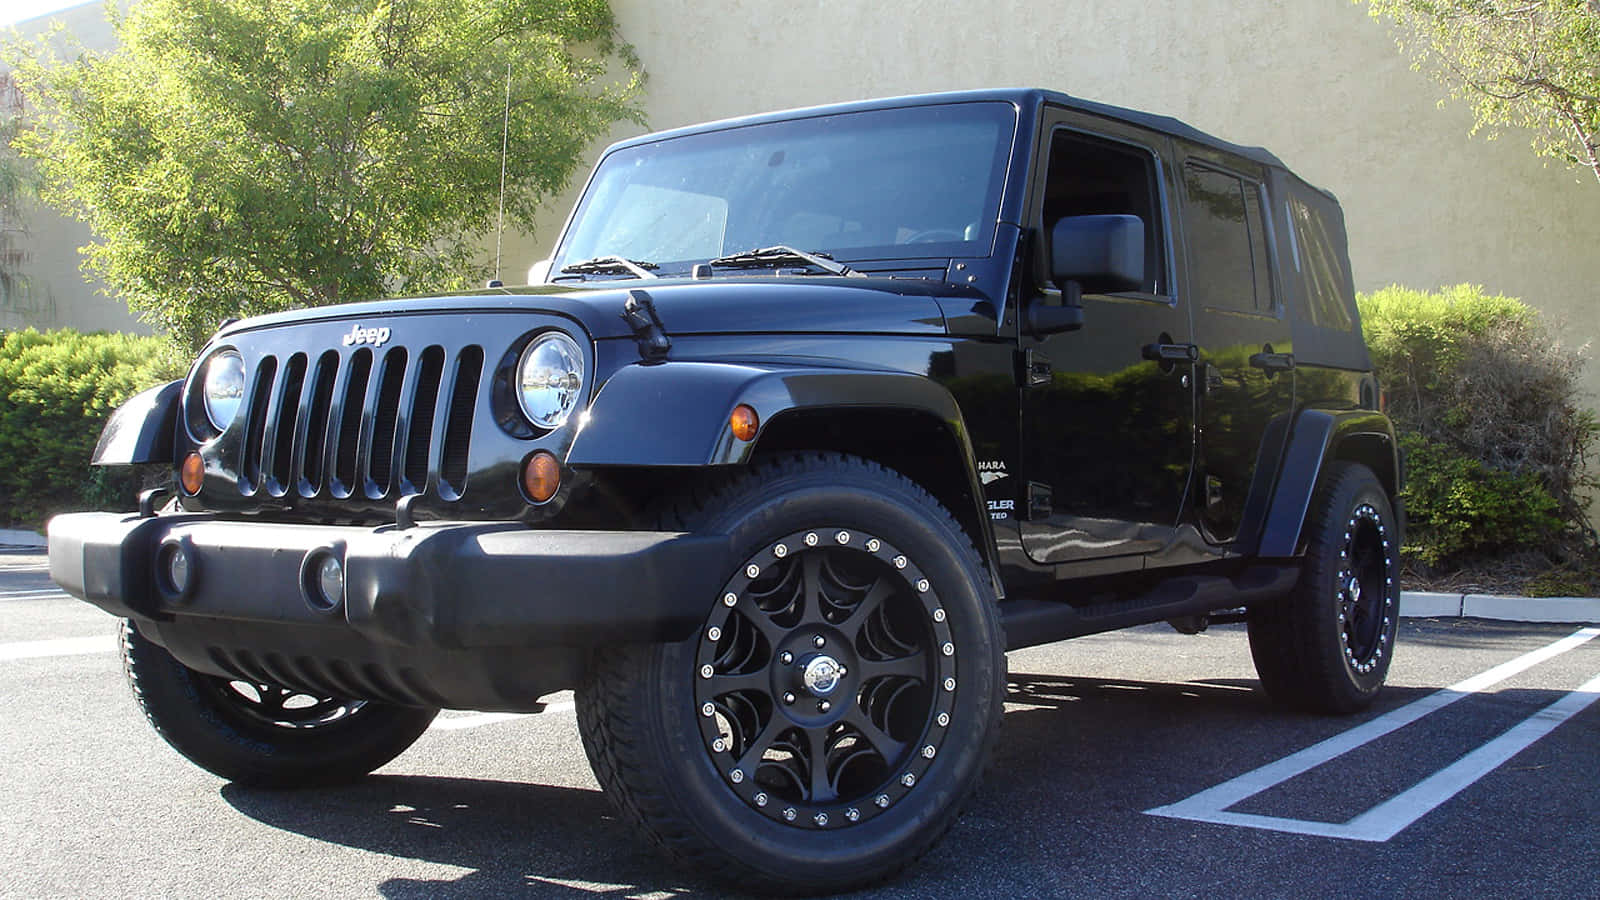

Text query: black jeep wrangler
(49, 89), (1401, 894)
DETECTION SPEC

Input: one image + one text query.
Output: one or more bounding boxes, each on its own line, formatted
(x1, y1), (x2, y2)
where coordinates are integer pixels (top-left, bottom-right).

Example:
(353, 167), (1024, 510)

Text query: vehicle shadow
(220, 674), (1438, 899)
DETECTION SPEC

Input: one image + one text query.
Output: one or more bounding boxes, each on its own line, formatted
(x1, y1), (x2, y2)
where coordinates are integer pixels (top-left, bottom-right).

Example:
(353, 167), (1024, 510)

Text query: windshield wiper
(707, 245), (865, 278)
(559, 256), (660, 279)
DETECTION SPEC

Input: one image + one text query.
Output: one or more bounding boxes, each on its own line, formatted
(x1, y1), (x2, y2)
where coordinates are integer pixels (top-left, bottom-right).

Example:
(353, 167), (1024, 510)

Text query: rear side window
(1181, 163), (1274, 313)
(1288, 195), (1355, 331)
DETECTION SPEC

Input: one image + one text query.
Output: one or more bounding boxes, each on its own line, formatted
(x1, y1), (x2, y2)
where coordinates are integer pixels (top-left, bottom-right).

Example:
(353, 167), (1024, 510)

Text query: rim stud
(917, 579), (930, 592)
(699, 664), (714, 679)
(943, 677), (956, 692)
(723, 592), (738, 607)
(712, 738), (726, 753)
(783, 807), (797, 822)
(933, 608), (946, 622)
(876, 794), (890, 808)
(730, 769), (744, 784)
(901, 773), (916, 787)
(701, 702), (715, 717)
(835, 531), (850, 544)
(707, 626), (722, 641)
(774, 543), (788, 558)
(867, 539), (881, 552)
(847, 808), (860, 822)
(805, 532), (818, 546)
(745, 565), (760, 578)
(814, 812), (829, 826)
(755, 792), (768, 807)
(937, 712), (950, 727)
(942, 642), (954, 656)
(893, 555), (907, 569)
(922, 745), (936, 759)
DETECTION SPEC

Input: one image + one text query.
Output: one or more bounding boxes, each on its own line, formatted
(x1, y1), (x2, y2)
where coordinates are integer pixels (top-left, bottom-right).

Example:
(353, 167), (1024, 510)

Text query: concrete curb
(0, 529), (46, 549)
(1402, 590), (1600, 625)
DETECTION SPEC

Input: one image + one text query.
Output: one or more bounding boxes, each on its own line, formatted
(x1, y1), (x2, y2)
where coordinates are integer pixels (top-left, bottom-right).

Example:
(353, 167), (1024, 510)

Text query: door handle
(1249, 349), (1295, 372)
(1141, 342), (1198, 363)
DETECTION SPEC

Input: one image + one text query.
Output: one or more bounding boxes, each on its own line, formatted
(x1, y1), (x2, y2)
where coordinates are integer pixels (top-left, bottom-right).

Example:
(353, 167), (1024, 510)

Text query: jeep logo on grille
(341, 324), (391, 347)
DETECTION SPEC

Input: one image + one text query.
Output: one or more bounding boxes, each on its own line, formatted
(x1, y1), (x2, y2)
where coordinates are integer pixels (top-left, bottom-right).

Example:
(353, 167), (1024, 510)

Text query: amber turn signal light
(179, 452), (205, 495)
(730, 404), (759, 442)
(522, 451), (561, 503)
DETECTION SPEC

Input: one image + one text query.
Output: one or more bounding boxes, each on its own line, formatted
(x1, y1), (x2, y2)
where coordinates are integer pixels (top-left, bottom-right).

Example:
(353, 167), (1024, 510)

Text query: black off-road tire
(1248, 461), (1401, 713)
(121, 620), (438, 786)
(576, 452), (1006, 895)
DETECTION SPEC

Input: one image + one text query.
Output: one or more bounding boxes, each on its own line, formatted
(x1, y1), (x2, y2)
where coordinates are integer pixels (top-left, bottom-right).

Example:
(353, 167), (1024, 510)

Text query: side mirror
(1050, 214), (1145, 293)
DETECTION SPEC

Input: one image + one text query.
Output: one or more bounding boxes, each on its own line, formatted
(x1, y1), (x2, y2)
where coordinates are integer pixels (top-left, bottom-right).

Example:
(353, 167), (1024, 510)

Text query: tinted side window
(1182, 163), (1274, 312)
(1289, 194), (1356, 331)
(1042, 131), (1166, 294)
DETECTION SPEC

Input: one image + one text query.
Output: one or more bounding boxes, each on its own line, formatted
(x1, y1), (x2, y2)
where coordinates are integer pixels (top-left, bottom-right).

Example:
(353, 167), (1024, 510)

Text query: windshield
(552, 102), (1017, 278)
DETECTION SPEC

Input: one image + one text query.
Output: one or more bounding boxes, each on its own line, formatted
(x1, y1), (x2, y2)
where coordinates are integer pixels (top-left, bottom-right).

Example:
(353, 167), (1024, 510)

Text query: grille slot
(440, 346), (483, 498)
(367, 347), (408, 493)
(232, 339), (481, 503)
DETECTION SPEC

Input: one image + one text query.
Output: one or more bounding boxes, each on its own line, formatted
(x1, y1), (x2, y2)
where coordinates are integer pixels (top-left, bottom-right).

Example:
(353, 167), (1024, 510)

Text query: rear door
(1175, 145), (1295, 548)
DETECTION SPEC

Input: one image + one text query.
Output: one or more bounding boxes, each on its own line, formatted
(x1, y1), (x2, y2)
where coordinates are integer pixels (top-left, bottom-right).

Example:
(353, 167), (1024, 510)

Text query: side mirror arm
(1025, 281), (1085, 336)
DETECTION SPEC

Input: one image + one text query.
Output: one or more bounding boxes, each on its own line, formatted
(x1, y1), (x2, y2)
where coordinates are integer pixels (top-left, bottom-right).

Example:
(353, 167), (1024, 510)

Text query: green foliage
(1359, 285), (1597, 564)
(0, 328), (177, 527)
(1398, 433), (1564, 564)
(1364, 0), (1600, 183)
(8, 0), (643, 348)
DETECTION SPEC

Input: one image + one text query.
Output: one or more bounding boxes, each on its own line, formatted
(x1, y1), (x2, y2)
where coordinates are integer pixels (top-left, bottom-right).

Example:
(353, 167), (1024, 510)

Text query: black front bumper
(48, 512), (730, 710)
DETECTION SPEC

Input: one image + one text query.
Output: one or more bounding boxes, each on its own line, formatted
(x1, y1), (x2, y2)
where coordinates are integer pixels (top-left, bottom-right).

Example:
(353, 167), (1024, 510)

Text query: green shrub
(1359, 285), (1597, 565)
(0, 328), (179, 529)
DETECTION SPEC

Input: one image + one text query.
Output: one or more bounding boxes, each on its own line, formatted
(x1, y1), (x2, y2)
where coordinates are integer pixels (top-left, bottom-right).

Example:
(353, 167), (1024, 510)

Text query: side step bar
(999, 564), (1299, 651)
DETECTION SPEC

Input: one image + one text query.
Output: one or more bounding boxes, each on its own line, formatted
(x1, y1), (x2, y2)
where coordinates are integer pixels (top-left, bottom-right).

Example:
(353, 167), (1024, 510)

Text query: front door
(1019, 119), (1195, 566)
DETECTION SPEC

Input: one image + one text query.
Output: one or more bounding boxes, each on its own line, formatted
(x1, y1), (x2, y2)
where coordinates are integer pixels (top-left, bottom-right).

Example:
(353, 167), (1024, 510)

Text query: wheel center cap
(801, 655), (843, 696)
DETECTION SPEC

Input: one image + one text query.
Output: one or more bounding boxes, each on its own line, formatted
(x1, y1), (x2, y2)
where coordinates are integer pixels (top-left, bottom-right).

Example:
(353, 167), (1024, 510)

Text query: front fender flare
(93, 380), (182, 466)
(566, 360), (999, 590)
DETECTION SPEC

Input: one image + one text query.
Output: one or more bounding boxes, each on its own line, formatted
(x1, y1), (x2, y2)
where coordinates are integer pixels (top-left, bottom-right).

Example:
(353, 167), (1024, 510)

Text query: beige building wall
(505, 0), (1600, 412)
(2, 1), (144, 335)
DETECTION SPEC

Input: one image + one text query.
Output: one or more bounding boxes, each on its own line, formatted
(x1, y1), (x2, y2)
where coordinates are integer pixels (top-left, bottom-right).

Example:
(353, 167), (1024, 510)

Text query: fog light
(315, 554), (344, 610)
(180, 452), (205, 495)
(730, 404), (759, 442)
(157, 540), (194, 600)
(522, 451), (561, 504)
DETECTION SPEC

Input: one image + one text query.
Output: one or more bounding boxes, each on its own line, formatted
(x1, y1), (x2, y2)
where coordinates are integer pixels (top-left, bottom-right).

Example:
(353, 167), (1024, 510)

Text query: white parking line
(428, 699), (575, 731)
(1146, 626), (1600, 840)
(0, 589), (70, 600)
(0, 635), (117, 661)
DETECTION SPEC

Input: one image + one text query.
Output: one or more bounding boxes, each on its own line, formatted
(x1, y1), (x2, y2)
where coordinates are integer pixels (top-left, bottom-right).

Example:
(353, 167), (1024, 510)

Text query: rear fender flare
(1258, 408), (1401, 558)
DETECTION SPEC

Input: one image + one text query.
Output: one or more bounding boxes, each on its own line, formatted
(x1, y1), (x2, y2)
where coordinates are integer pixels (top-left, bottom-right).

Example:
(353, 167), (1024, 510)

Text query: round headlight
(202, 350), (246, 431)
(516, 332), (585, 429)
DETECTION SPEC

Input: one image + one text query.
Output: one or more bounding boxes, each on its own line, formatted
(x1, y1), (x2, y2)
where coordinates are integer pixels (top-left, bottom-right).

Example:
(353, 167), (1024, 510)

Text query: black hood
(214, 275), (979, 344)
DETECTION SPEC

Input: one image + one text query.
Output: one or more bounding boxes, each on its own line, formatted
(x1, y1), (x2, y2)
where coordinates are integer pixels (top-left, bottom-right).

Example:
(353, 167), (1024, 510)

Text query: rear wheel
(577, 453), (1005, 894)
(121, 620), (438, 786)
(1248, 461), (1401, 713)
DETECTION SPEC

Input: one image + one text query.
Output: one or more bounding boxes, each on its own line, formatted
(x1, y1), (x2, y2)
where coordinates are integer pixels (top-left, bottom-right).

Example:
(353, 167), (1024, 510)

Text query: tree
(1, 70), (36, 316)
(1365, 1), (1600, 185)
(9, 0), (643, 348)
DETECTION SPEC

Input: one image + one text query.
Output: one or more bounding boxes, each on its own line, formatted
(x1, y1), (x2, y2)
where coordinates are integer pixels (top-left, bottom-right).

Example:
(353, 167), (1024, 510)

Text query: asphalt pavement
(2, 548), (1596, 899)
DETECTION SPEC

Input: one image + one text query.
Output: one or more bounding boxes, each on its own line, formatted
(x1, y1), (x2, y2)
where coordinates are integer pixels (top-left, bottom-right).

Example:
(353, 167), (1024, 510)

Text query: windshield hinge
(621, 289), (671, 363)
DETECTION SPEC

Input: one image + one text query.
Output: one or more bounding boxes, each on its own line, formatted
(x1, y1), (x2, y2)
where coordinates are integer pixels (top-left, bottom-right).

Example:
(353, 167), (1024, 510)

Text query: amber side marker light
(179, 452), (205, 495)
(730, 404), (760, 442)
(522, 451), (561, 503)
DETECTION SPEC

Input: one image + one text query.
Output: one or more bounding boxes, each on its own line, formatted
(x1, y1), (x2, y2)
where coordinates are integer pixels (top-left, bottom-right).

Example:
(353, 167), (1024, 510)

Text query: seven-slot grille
(234, 342), (483, 501)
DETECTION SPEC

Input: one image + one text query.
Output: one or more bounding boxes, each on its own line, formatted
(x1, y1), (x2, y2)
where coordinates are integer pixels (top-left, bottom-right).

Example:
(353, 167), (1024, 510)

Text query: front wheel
(1248, 461), (1401, 713)
(121, 620), (438, 786)
(578, 453), (1005, 894)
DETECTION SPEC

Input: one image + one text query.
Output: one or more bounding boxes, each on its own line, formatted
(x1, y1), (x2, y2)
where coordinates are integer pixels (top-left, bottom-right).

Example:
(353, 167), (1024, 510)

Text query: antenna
(494, 61), (512, 285)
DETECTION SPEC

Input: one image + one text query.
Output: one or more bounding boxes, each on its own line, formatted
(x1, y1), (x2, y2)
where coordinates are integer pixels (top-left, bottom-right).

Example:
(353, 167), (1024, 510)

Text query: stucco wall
(2, 1), (145, 335)
(507, 0), (1600, 412)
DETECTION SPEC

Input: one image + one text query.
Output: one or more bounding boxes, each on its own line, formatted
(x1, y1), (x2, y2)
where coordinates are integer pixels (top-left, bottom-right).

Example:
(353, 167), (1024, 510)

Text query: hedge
(0, 328), (178, 529)
(1359, 285), (1597, 566)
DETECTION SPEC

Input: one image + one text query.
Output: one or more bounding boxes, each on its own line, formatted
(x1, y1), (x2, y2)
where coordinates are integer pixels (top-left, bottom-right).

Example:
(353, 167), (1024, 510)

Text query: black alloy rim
(200, 677), (366, 729)
(694, 528), (958, 829)
(1338, 503), (1393, 674)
